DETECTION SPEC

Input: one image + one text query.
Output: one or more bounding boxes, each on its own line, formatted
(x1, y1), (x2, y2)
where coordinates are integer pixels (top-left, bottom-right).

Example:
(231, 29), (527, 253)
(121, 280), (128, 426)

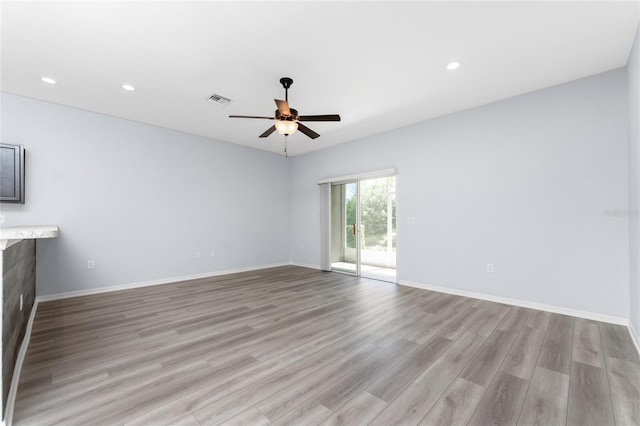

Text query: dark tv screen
(0, 143), (25, 204)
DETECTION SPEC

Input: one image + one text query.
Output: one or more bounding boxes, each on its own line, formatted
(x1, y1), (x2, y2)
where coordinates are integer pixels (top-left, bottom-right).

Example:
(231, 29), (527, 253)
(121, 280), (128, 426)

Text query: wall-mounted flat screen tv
(0, 143), (25, 204)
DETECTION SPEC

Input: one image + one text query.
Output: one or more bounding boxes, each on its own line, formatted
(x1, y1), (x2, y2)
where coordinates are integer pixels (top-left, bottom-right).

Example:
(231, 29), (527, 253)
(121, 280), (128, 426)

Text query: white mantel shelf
(0, 225), (59, 250)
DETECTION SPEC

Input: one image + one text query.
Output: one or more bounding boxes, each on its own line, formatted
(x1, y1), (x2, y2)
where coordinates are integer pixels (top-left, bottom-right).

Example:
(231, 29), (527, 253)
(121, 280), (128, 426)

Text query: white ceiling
(2, 1), (639, 156)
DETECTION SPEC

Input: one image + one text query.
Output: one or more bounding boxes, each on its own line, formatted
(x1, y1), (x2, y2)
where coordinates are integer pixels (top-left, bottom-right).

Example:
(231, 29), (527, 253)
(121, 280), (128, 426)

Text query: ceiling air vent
(208, 93), (232, 107)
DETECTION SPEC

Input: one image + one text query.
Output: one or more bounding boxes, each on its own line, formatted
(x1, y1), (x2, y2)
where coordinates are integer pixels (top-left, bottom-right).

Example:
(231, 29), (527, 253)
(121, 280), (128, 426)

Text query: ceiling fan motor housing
(276, 108), (298, 120)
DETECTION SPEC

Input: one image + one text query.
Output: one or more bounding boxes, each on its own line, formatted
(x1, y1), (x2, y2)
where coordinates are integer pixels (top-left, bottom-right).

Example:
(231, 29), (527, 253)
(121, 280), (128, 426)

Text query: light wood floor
(13, 266), (640, 425)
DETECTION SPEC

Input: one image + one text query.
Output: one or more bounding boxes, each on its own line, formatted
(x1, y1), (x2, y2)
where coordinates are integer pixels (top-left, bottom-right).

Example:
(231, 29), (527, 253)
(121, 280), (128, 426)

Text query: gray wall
(0, 67), (633, 321)
(0, 93), (291, 295)
(629, 24), (640, 334)
(290, 69), (630, 319)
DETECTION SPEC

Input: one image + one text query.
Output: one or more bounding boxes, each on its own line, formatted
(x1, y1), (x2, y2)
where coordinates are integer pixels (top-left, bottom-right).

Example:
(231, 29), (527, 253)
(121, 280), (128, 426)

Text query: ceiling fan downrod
(280, 77), (293, 103)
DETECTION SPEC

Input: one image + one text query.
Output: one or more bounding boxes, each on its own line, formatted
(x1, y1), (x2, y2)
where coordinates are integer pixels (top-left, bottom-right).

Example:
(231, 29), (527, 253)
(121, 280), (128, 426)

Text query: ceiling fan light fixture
(275, 120), (298, 136)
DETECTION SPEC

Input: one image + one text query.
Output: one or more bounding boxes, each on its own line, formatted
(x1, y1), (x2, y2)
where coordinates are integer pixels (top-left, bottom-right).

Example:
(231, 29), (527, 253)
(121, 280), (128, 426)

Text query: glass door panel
(330, 182), (358, 275)
(360, 177), (396, 282)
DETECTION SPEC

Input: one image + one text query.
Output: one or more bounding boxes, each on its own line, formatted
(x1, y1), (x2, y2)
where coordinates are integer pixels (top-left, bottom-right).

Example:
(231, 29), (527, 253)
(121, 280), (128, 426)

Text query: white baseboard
(398, 279), (628, 326)
(4, 298), (39, 426)
(288, 261), (322, 270)
(629, 321), (640, 357)
(37, 262), (291, 302)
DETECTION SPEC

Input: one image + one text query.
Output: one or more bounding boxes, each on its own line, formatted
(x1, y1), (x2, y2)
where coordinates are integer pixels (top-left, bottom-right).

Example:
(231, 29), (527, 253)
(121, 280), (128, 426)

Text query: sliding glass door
(330, 176), (396, 282)
(330, 182), (358, 275)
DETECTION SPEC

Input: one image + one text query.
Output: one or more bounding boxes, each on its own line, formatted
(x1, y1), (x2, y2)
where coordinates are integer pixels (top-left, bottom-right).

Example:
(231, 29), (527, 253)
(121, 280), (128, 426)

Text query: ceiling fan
(229, 77), (341, 140)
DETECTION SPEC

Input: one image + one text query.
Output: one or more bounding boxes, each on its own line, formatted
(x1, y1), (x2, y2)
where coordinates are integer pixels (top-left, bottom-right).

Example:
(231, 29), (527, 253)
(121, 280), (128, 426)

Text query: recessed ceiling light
(41, 77), (57, 84)
(446, 61), (461, 71)
(122, 84), (135, 91)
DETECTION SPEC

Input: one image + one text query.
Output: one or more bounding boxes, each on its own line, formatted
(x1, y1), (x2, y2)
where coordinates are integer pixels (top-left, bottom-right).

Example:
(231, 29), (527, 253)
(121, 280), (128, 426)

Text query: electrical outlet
(195, 251), (201, 259)
(0, 215), (5, 224)
(407, 217), (416, 226)
(487, 263), (494, 273)
(20, 294), (23, 311)
(210, 251), (215, 257)
(88, 260), (95, 269)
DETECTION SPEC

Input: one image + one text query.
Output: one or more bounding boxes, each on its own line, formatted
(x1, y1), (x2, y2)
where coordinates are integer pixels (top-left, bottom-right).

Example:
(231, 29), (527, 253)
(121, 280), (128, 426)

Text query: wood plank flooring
(12, 266), (640, 425)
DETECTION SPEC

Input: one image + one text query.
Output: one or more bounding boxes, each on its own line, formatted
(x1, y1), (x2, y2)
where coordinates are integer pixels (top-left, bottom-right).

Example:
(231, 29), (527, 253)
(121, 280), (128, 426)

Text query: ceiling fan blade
(275, 99), (291, 116)
(229, 115), (275, 120)
(297, 114), (341, 122)
(297, 123), (320, 139)
(259, 125), (277, 138)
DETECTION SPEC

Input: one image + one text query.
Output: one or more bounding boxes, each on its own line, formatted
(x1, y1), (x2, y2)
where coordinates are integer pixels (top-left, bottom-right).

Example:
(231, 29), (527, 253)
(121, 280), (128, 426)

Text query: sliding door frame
(319, 168), (398, 283)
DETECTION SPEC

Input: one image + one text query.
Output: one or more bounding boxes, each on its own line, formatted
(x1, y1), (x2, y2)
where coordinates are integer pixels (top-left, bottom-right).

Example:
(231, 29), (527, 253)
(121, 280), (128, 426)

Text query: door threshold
(331, 268), (357, 276)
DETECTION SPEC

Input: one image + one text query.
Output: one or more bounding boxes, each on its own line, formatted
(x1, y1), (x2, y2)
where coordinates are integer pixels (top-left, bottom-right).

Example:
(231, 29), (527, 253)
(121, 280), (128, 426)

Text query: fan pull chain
(283, 135), (288, 158)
